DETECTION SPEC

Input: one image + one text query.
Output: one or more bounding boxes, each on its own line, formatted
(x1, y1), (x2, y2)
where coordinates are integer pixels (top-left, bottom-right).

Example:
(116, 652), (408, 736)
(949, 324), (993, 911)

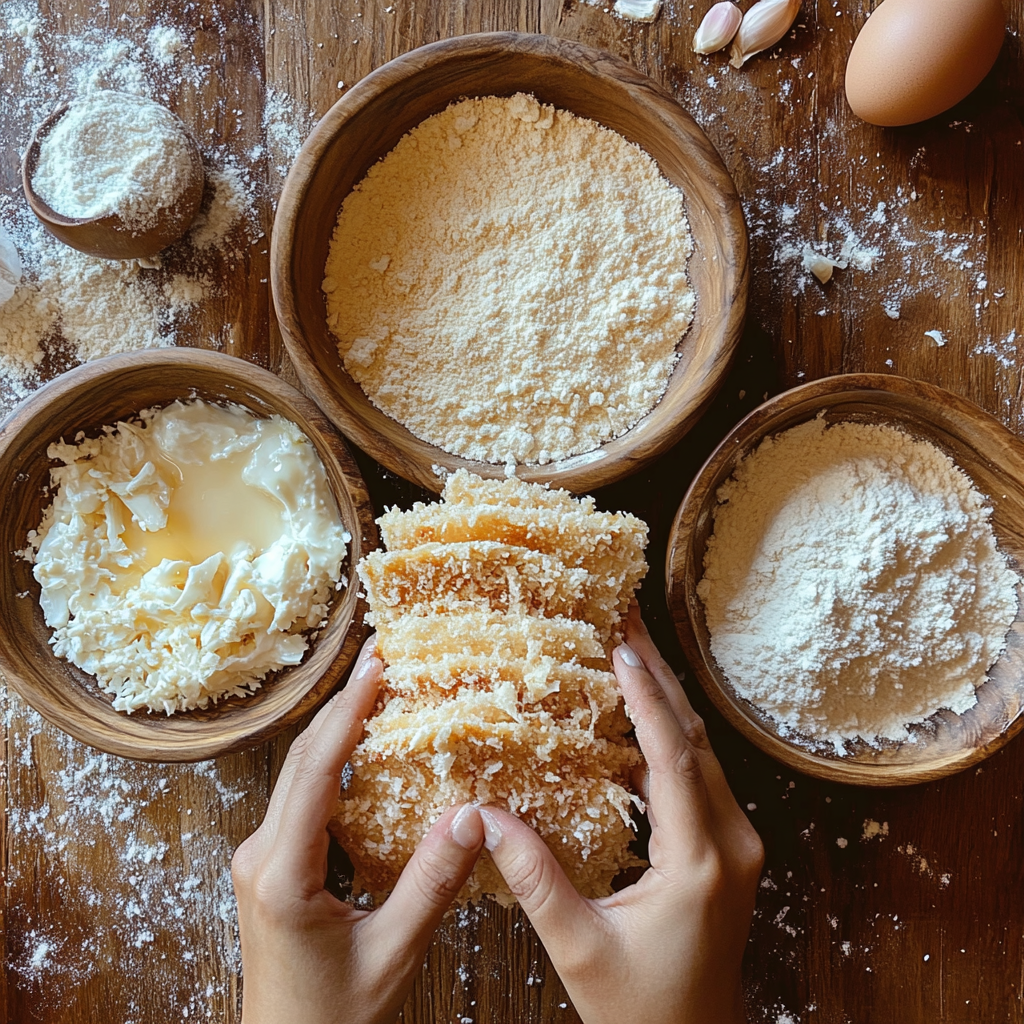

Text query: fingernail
(450, 804), (483, 850)
(616, 643), (642, 669)
(352, 652), (378, 682)
(479, 808), (502, 851)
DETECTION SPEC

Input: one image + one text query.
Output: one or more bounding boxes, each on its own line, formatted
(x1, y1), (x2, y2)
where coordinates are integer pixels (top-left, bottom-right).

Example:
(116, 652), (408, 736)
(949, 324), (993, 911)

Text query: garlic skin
(729, 0), (802, 68)
(692, 2), (743, 54)
(802, 244), (846, 284)
(0, 224), (22, 308)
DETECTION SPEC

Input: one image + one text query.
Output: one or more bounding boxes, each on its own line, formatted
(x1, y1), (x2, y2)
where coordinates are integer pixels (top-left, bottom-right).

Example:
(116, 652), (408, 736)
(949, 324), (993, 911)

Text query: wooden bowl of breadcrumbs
(272, 32), (747, 494)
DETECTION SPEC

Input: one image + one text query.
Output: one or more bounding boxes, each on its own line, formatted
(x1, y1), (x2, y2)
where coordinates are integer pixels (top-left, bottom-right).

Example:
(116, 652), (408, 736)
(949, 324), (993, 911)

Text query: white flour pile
(324, 92), (695, 467)
(31, 90), (196, 230)
(698, 417), (1019, 751)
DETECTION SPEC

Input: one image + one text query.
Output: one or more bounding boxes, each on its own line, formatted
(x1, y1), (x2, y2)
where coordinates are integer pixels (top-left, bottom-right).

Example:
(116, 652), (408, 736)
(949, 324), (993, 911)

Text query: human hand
(480, 605), (764, 1024)
(231, 635), (486, 1024)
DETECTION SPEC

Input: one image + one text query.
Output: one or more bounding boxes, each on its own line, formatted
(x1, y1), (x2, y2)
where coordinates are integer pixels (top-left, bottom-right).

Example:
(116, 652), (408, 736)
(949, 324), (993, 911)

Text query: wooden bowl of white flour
(271, 32), (747, 493)
(667, 374), (1024, 786)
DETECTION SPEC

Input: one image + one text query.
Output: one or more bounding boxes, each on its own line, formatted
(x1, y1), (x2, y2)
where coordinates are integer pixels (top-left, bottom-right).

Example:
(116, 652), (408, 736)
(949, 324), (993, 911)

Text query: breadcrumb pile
(330, 471), (649, 903)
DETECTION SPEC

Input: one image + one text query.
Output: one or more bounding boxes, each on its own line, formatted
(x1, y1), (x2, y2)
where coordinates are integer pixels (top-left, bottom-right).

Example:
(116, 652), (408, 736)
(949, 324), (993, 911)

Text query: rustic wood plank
(3, 0), (1024, 1021)
(0, 1), (276, 1022)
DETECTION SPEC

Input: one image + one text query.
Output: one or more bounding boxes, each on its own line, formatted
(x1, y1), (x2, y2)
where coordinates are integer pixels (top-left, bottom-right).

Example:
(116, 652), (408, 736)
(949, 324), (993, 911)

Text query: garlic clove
(802, 244), (847, 284)
(729, 0), (802, 68)
(692, 2), (743, 54)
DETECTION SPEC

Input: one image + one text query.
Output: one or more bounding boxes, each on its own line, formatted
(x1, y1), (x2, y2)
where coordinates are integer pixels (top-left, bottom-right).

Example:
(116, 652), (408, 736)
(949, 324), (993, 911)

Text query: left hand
(231, 635), (487, 1024)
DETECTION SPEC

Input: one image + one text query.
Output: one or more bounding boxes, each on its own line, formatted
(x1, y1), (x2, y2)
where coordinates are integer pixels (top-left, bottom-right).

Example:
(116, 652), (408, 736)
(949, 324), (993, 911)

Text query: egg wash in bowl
(25, 400), (349, 714)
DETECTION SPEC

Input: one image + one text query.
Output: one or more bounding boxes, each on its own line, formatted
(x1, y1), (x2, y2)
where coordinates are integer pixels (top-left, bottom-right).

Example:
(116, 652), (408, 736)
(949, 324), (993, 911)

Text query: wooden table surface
(2, 1), (1024, 1022)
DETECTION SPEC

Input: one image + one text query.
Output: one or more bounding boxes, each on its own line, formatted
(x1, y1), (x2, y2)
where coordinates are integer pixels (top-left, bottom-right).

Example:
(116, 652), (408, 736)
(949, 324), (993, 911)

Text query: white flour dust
(0, 3), (322, 1015)
(1, 684), (243, 1019)
(31, 90), (196, 228)
(698, 417), (1019, 751)
(0, 0), (276, 407)
(675, 54), (1019, 389)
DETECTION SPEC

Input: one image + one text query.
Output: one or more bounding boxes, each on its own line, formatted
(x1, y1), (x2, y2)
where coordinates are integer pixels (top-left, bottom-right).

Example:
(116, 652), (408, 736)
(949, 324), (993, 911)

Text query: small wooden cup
(272, 32), (748, 493)
(22, 102), (205, 261)
(667, 374), (1024, 786)
(0, 349), (377, 762)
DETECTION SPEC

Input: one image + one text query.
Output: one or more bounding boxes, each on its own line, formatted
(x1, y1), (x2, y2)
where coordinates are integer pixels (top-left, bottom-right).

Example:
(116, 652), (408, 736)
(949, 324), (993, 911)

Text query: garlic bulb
(692, 2), (743, 54)
(729, 0), (802, 68)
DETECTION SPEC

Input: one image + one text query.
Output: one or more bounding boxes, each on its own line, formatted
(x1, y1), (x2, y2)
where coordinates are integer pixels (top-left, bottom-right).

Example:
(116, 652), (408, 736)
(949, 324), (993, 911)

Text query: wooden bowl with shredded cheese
(272, 32), (747, 493)
(668, 374), (1024, 787)
(0, 349), (376, 762)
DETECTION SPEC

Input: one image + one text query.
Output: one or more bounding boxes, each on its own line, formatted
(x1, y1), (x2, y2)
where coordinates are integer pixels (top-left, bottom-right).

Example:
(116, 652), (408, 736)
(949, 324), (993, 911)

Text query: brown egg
(845, 0), (1005, 127)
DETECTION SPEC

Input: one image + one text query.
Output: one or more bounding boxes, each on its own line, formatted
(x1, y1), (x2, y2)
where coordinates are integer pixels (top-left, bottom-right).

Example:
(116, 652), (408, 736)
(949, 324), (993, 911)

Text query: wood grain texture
(271, 31), (748, 493)
(2, 0), (1024, 1022)
(0, 349), (375, 761)
(666, 373), (1024, 786)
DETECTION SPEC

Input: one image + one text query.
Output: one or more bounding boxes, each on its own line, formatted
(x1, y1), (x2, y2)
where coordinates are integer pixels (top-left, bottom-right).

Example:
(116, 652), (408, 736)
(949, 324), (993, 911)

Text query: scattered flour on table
(260, 87), (315, 184)
(676, 67), (1020, 388)
(0, 5), (316, 1016)
(1, 686), (241, 1019)
(323, 92), (694, 467)
(863, 818), (889, 841)
(0, 0), (274, 405)
(147, 25), (186, 64)
(698, 417), (1019, 752)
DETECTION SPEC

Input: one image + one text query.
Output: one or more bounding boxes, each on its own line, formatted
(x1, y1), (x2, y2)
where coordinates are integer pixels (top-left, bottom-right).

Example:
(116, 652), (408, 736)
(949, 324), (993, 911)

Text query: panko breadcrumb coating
(330, 470), (649, 904)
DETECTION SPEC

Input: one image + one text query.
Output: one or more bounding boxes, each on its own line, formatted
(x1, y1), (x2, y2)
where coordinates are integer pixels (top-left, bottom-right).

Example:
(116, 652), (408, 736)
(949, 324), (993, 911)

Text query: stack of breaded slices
(329, 470), (649, 903)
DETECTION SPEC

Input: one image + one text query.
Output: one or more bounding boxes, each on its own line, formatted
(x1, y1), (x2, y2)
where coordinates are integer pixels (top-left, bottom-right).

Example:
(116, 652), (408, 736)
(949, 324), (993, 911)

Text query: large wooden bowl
(272, 32), (747, 493)
(0, 349), (377, 762)
(667, 374), (1024, 786)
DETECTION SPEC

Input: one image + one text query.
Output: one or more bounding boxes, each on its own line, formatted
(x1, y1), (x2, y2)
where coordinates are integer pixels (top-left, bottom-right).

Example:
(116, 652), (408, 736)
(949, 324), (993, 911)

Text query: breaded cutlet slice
(358, 541), (588, 626)
(367, 681), (630, 766)
(440, 468), (596, 514)
(362, 689), (629, 763)
(376, 504), (648, 637)
(382, 655), (621, 717)
(377, 610), (607, 669)
(331, 733), (641, 901)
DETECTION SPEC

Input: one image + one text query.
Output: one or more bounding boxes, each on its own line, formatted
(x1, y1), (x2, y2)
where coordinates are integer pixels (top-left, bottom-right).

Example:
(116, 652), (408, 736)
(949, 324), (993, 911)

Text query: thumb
(479, 807), (594, 944)
(365, 804), (484, 952)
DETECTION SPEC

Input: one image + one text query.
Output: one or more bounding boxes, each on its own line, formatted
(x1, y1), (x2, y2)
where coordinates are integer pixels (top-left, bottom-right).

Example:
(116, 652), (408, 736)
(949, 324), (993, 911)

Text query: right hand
(479, 605), (764, 1024)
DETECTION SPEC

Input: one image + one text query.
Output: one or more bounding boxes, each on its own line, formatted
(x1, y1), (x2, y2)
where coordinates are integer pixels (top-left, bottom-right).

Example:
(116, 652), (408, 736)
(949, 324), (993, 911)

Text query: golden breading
(382, 656), (622, 719)
(376, 610), (606, 667)
(331, 472), (649, 905)
(377, 503), (647, 646)
(440, 468), (596, 513)
(333, 737), (642, 903)
(358, 541), (588, 626)
(359, 540), (623, 643)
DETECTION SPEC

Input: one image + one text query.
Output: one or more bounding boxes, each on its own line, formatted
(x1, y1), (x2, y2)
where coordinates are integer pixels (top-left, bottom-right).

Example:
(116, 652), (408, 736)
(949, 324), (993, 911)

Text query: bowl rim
(271, 30), (748, 493)
(666, 372), (1024, 787)
(0, 348), (376, 762)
